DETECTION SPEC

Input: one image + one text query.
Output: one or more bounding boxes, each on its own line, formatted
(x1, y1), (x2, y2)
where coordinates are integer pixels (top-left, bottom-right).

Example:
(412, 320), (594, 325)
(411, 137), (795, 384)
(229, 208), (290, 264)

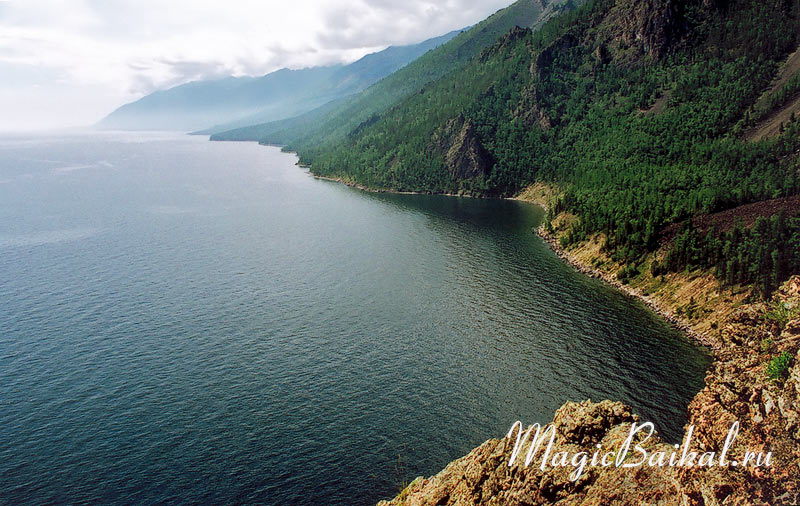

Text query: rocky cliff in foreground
(378, 277), (800, 505)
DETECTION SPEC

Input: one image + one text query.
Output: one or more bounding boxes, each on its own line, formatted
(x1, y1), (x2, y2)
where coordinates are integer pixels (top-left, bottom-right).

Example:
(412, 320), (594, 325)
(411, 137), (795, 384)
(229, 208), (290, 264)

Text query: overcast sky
(0, 0), (515, 131)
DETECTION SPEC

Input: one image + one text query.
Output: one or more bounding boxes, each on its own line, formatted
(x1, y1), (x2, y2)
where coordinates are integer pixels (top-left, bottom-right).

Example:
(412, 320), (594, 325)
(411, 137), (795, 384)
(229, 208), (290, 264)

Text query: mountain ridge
(210, 0), (575, 147)
(96, 30), (460, 132)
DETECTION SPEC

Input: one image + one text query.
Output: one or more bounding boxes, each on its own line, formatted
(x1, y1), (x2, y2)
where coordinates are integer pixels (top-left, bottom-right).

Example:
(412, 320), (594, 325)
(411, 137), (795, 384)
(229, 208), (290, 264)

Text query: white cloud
(0, 0), (513, 130)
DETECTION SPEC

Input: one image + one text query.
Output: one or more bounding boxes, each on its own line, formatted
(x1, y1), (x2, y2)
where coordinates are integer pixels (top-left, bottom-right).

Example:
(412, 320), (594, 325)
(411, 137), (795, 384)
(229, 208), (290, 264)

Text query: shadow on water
(343, 187), (712, 442)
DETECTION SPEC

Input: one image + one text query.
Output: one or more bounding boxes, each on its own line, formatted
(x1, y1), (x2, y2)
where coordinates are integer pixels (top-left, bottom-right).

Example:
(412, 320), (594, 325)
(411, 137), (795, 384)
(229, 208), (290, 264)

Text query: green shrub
(766, 351), (794, 382)
(764, 301), (800, 330)
(617, 263), (639, 284)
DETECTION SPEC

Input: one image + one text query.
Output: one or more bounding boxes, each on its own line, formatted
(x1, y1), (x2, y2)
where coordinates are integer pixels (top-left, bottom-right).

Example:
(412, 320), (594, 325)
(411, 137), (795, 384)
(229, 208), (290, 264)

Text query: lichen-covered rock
(779, 350), (800, 440)
(378, 400), (683, 506)
(785, 319), (800, 336)
(776, 277), (800, 302)
(552, 400), (638, 446)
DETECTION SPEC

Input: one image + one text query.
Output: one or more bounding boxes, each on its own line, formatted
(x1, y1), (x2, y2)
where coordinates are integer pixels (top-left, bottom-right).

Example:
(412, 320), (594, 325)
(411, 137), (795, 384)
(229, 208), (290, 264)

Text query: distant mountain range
(209, 0), (573, 150)
(96, 30), (460, 132)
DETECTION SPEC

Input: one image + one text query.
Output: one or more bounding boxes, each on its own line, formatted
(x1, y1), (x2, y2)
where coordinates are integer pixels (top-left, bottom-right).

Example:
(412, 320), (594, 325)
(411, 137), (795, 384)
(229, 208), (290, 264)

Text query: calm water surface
(0, 132), (710, 505)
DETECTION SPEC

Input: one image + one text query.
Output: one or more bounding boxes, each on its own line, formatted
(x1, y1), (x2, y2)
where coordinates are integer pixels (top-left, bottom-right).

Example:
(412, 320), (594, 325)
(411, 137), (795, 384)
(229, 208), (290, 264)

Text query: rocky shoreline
(311, 170), (716, 350)
(309, 172), (485, 199)
(377, 276), (800, 505)
(302, 171), (799, 504)
(535, 225), (716, 349)
(313, 170), (712, 347)
(367, 188), (800, 505)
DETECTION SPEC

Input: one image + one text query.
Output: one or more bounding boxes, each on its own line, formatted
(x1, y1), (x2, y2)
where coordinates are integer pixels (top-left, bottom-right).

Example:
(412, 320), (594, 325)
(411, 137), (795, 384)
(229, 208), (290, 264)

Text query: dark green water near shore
(0, 132), (710, 505)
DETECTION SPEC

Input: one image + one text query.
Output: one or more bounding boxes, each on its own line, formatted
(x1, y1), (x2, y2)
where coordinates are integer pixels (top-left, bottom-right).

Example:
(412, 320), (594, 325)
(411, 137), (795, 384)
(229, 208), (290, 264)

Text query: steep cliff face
(377, 277), (800, 505)
(531, 33), (579, 78)
(436, 0), (710, 184)
(517, 85), (554, 129)
(591, 0), (693, 63)
(436, 115), (493, 180)
(379, 401), (685, 506)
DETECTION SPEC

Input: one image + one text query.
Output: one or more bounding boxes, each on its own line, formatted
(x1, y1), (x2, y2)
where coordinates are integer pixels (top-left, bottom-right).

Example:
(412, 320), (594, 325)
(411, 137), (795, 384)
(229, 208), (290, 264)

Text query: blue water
(0, 132), (710, 505)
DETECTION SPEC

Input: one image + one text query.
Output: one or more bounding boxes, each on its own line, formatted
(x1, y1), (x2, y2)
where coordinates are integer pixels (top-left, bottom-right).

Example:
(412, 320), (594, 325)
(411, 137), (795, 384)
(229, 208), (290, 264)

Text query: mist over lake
(0, 132), (709, 505)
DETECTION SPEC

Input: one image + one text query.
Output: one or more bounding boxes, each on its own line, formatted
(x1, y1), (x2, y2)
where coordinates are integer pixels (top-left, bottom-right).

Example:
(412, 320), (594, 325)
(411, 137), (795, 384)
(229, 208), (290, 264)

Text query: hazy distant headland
(96, 30), (460, 132)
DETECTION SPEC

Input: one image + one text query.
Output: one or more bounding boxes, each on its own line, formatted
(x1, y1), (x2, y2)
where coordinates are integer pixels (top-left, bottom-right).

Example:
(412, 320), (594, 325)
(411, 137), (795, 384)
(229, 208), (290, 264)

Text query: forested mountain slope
(210, 0), (578, 147)
(282, 0), (800, 296)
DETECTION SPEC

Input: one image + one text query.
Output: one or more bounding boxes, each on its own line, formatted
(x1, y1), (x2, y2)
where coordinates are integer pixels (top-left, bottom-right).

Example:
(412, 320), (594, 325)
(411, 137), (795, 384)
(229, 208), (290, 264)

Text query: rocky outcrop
(377, 277), (800, 505)
(378, 400), (685, 506)
(437, 115), (492, 180)
(517, 0), (703, 131)
(531, 33), (579, 78)
(682, 277), (800, 504)
(517, 86), (553, 129)
(531, 0), (698, 73)
(481, 26), (533, 62)
(591, 0), (692, 63)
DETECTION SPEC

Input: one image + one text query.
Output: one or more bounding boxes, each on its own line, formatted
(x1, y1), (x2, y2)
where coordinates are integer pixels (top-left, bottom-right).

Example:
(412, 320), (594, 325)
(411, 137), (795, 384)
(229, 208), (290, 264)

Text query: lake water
(0, 132), (710, 505)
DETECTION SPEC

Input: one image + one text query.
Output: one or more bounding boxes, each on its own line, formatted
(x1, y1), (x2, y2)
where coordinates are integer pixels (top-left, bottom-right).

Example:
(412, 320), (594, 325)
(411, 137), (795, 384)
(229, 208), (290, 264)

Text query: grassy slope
(746, 48), (800, 140)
